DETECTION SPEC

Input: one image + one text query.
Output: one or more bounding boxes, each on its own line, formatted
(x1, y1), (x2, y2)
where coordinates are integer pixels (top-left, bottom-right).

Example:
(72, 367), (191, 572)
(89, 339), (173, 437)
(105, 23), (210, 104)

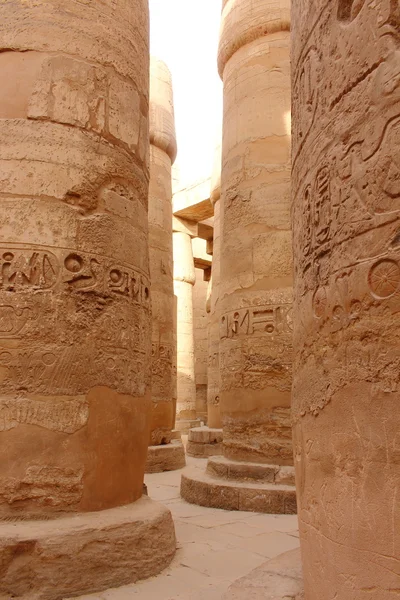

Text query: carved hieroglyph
(218, 0), (293, 464)
(207, 142), (223, 429)
(292, 1), (400, 598)
(173, 231), (197, 422)
(149, 58), (177, 445)
(0, 0), (151, 519)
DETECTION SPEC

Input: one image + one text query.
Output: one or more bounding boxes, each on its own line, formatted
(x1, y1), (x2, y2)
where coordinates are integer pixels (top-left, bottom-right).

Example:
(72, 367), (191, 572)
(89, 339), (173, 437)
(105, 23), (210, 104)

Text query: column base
(145, 440), (186, 473)
(181, 456), (297, 514)
(186, 426), (223, 458)
(222, 548), (304, 599)
(174, 418), (201, 434)
(0, 496), (176, 600)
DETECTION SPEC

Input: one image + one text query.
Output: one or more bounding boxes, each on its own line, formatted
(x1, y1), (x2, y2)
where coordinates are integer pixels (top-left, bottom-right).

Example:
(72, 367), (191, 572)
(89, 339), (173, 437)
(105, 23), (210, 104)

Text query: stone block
(145, 441), (186, 474)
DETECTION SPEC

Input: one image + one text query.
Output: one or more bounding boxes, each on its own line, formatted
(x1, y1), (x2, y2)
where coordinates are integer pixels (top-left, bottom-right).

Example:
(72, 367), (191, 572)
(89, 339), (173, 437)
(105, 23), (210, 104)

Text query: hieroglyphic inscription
(0, 245), (150, 310)
(220, 304), (293, 339)
(337, 0), (366, 23)
(0, 397), (88, 433)
(0, 249), (59, 291)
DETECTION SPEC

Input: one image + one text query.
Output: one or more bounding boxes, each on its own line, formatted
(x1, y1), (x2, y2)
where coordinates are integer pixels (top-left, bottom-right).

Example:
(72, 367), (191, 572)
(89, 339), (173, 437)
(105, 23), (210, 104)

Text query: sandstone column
(186, 146), (224, 459)
(207, 143), (223, 429)
(181, 0), (296, 514)
(0, 3), (175, 598)
(146, 57), (185, 472)
(173, 230), (198, 431)
(292, 2), (400, 598)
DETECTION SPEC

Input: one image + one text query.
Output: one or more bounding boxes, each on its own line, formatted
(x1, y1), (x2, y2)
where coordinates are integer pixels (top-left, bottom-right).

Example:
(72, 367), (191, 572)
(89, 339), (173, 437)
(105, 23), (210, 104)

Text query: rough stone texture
(218, 0), (293, 466)
(148, 57), (177, 448)
(186, 426), (223, 458)
(292, 2), (400, 599)
(193, 266), (209, 422)
(0, 0), (151, 519)
(145, 440), (186, 474)
(173, 231), (197, 423)
(206, 456), (295, 486)
(0, 1), (177, 596)
(0, 497), (176, 600)
(223, 549), (304, 600)
(181, 464), (296, 515)
(207, 142), (223, 429)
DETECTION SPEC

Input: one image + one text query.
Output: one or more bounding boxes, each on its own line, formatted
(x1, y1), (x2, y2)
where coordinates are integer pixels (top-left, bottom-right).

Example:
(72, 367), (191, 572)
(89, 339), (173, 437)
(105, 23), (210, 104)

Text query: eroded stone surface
(0, 497), (176, 600)
(292, 1), (400, 598)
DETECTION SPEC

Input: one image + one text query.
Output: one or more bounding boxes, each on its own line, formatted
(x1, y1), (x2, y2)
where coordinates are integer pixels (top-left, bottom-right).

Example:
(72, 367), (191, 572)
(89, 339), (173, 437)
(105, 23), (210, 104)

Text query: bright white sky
(149, 0), (223, 189)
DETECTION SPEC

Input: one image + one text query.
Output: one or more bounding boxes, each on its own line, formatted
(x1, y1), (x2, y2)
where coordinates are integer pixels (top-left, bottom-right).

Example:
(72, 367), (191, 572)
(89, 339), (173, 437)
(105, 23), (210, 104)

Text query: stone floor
(73, 457), (300, 600)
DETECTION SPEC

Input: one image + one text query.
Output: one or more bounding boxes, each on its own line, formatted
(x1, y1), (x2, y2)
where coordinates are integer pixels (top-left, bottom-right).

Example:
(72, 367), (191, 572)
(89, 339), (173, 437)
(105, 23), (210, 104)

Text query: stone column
(145, 58), (185, 472)
(292, 2), (400, 598)
(208, 142), (223, 429)
(0, 2), (175, 598)
(181, 0), (296, 514)
(173, 230), (198, 431)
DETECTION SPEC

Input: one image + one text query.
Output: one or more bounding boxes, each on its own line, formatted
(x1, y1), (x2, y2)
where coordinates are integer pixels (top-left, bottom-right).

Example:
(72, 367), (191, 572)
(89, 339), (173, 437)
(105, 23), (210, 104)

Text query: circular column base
(174, 419), (201, 434)
(180, 456), (297, 514)
(0, 496), (176, 600)
(222, 548), (304, 599)
(145, 440), (186, 473)
(186, 427), (223, 458)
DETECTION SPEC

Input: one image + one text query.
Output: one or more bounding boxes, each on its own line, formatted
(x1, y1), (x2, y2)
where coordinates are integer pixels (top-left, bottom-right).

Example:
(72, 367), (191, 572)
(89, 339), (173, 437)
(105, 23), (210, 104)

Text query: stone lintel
(173, 178), (213, 222)
(172, 216), (198, 237)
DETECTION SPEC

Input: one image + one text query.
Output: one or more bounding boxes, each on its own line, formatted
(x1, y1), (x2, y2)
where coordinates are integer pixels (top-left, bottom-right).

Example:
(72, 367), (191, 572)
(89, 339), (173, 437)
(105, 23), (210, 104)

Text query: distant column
(173, 230), (197, 429)
(207, 142), (223, 429)
(292, 1), (400, 597)
(146, 57), (185, 472)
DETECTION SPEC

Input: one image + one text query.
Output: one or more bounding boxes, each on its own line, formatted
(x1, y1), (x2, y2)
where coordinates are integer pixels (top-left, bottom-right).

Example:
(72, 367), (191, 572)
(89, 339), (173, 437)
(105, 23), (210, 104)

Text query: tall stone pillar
(208, 142), (223, 429)
(186, 146), (224, 459)
(173, 229), (198, 431)
(292, 2), (400, 598)
(0, 3), (176, 598)
(181, 0), (296, 514)
(145, 58), (185, 473)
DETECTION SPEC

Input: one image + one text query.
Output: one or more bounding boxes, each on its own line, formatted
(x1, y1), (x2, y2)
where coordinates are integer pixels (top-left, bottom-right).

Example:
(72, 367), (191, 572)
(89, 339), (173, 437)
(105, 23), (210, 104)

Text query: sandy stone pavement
(72, 457), (299, 600)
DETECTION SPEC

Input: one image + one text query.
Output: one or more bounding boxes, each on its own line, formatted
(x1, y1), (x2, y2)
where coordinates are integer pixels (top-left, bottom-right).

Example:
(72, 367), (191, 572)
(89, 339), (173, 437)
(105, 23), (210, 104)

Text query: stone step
(180, 464), (297, 514)
(206, 456), (296, 486)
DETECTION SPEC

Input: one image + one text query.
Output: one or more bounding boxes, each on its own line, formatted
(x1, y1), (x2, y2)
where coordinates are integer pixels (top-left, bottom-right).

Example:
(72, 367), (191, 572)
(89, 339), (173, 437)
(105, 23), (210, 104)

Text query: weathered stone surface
(148, 57), (177, 448)
(218, 0), (293, 466)
(145, 441), (186, 474)
(292, 1), (400, 598)
(0, 0), (151, 521)
(223, 549), (304, 600)
(0, 2), (177, 596)
(186, 427), (223, 458)
(0, 497), (176, 600)
(181, 464), (296, 514)
(206, 456), (295, 486)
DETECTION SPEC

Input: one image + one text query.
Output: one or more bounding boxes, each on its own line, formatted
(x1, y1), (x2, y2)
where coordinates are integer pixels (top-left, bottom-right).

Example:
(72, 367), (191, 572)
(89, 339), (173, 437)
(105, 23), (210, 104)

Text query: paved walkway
(74, 457), (299, 600)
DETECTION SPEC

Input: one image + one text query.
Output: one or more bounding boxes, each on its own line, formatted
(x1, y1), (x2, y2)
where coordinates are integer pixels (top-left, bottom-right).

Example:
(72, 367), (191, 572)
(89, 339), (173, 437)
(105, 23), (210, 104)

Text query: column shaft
(292, 1), (400, 597)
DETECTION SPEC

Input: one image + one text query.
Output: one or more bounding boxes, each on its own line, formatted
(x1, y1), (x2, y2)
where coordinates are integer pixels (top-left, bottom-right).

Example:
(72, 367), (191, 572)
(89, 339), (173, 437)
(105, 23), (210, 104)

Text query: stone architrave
(0, 2), (175, 598)
(292, 2), (400, 598)
(146, 57), (185, 472)
(181, 0), (296, 514)
(207, 142), (223, 429)
(173, 229), (199, 432)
